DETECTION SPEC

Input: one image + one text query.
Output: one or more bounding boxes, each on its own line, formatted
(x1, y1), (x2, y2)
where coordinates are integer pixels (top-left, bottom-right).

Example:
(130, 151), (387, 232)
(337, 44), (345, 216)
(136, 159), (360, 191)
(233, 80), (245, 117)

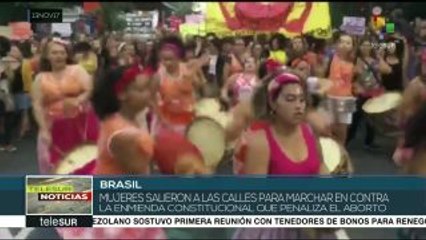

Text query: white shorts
(318, 106), (353, 125)
(322, 96), (355, 125)
(332, 112), (353, 125)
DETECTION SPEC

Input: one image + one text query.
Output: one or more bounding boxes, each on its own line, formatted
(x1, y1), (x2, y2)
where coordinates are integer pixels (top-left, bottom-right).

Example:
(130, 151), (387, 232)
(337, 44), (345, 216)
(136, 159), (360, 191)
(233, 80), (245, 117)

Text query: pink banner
(9, 22), (33, 40)
(185, 14), (204, 24)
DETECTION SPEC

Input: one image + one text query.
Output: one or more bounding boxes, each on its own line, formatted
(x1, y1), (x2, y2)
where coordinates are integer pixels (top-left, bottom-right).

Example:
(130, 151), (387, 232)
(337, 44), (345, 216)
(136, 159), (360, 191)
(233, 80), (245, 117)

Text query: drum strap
(359, 58), (380, 84)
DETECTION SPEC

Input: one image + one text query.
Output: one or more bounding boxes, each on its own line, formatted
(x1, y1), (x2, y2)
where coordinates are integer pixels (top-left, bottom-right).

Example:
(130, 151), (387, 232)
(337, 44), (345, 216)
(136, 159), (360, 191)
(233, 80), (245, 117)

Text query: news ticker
(1, 176), (426, 228)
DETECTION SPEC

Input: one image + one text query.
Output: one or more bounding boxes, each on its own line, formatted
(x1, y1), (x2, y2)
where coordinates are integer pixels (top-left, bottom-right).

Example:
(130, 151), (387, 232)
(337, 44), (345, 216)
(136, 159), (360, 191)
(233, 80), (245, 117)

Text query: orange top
(327, 55), (355, 97)
(157, 63), (196, 125)
(38, 65), (90, 119)
(96, 113), (154, 175)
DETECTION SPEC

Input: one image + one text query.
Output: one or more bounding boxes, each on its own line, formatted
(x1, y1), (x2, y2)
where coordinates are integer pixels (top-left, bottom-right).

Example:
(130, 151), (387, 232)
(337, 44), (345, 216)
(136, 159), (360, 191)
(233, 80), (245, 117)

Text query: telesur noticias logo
(28, 9), (63, 23)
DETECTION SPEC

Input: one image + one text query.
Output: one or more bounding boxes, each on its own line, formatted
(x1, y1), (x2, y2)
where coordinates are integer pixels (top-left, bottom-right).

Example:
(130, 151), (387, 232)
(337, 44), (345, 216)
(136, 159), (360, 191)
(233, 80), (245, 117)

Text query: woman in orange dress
(31, 38), (99, 174)
(56, 66), (166, 240)
(151, 35), (208, 136)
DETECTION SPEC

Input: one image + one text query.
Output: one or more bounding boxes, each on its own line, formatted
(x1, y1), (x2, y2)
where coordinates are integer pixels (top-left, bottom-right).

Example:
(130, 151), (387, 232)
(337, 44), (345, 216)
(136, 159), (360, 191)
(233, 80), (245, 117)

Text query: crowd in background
(1, 9), (426, 239)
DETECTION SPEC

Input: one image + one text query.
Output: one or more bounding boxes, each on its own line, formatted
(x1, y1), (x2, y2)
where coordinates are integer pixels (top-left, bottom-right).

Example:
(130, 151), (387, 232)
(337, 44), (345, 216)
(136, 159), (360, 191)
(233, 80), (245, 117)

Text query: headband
(114, 65), (142, 95)
(51, 37), (69, 47)
(267, 72), (301, 101)
(160, 43), (182, 58)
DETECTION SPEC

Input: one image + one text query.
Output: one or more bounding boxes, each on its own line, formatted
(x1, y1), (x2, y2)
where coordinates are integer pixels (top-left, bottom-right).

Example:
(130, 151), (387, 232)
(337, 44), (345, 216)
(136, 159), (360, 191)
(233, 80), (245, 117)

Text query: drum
(55, 144), (97, 175)
(319, 137), (353, 175)
(153, 128), (204, 175)
(195, 98), (234, 150)
(195, 98), (232, 128)
(362, 92), (402, 137)
(186, 117), (227, 171)
(325, 96), (357, 113)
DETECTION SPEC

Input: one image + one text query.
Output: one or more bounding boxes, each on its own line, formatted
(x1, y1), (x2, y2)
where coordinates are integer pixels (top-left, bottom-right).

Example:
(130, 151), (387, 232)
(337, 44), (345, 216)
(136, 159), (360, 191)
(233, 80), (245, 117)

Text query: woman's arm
(222, 61), (231, 84)
(399, 79), (420, 125)
(306, 109), (332, 137)
(377, 49), (392, 75)
(110, 130), (152, 174)
(243, 131), (270, 175)
(31, 75), (49, 133)
(225, 101), (253, 142)
(220, 74), (238, 103)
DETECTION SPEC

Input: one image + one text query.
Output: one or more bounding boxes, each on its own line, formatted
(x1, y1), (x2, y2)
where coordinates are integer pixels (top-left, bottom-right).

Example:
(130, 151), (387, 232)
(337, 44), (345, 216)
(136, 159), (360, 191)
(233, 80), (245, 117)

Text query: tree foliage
(163, 2), (193, 17)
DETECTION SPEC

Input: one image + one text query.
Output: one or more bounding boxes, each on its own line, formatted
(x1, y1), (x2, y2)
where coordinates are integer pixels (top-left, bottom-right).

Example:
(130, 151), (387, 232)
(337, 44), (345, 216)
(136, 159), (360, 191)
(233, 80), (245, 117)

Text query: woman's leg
(346, 96), (364, 146)
(19, 109), (30, 138)
(3, 112), (16, 151)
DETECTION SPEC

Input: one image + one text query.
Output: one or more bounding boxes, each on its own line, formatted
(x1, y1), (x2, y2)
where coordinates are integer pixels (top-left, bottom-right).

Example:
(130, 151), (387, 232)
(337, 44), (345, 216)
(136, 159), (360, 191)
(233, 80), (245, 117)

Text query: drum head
(362, 92), (402, 114)
(195, 98), (221, 117)
(55, 144), (98, 174)
(319, 138), (342, 173)
(186, 117), (226, 170)
(195, 98), (232, 128)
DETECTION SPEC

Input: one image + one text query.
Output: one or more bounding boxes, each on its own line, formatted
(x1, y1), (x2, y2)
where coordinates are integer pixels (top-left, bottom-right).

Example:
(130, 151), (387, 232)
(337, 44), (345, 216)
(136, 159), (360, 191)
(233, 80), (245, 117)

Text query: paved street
(0, 126), (401, 239)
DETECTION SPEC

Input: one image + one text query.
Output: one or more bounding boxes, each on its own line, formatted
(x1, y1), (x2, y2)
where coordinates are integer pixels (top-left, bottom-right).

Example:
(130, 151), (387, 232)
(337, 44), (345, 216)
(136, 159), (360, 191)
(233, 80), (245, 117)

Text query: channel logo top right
(371, 6), (395, 39)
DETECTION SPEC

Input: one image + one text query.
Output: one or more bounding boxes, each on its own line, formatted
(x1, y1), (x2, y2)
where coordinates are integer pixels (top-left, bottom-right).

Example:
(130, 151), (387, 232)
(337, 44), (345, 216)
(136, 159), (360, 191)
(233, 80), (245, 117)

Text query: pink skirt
(37, 106), (99, 175)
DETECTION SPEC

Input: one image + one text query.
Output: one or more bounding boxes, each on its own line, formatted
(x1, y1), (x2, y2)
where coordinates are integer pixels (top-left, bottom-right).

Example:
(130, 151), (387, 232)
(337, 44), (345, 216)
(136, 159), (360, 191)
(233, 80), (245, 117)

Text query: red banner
(83, 2), (101, 14)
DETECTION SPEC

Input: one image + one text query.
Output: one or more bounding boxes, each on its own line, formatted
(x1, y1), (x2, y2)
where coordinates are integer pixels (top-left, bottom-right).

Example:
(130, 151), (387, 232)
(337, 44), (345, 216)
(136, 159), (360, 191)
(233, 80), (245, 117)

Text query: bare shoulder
(246, 130), (268, 151)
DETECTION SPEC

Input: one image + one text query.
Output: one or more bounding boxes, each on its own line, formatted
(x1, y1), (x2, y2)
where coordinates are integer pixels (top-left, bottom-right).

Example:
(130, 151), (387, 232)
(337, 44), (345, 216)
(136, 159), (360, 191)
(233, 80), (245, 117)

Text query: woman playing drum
(56, 66), (166, 240)
(31, 38), (99, 174)
(232, 69), (333, 239)
(347, 37), (391, 148)
(150, 35), (208, 136)
(394, 49), (426, 165)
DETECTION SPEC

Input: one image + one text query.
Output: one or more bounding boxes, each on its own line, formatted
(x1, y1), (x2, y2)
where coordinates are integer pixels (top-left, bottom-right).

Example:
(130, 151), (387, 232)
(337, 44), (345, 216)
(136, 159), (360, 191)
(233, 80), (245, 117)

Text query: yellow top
(77, 53), (98, 76)
(21, 59), (34, 93)
(269, 50), (287, 65)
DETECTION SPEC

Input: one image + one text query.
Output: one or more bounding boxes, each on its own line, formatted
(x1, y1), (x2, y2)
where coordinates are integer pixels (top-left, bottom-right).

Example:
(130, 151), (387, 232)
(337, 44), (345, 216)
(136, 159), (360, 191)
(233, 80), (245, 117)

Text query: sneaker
(5, 145), (17, 152)
(0, 146), (5, 152)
